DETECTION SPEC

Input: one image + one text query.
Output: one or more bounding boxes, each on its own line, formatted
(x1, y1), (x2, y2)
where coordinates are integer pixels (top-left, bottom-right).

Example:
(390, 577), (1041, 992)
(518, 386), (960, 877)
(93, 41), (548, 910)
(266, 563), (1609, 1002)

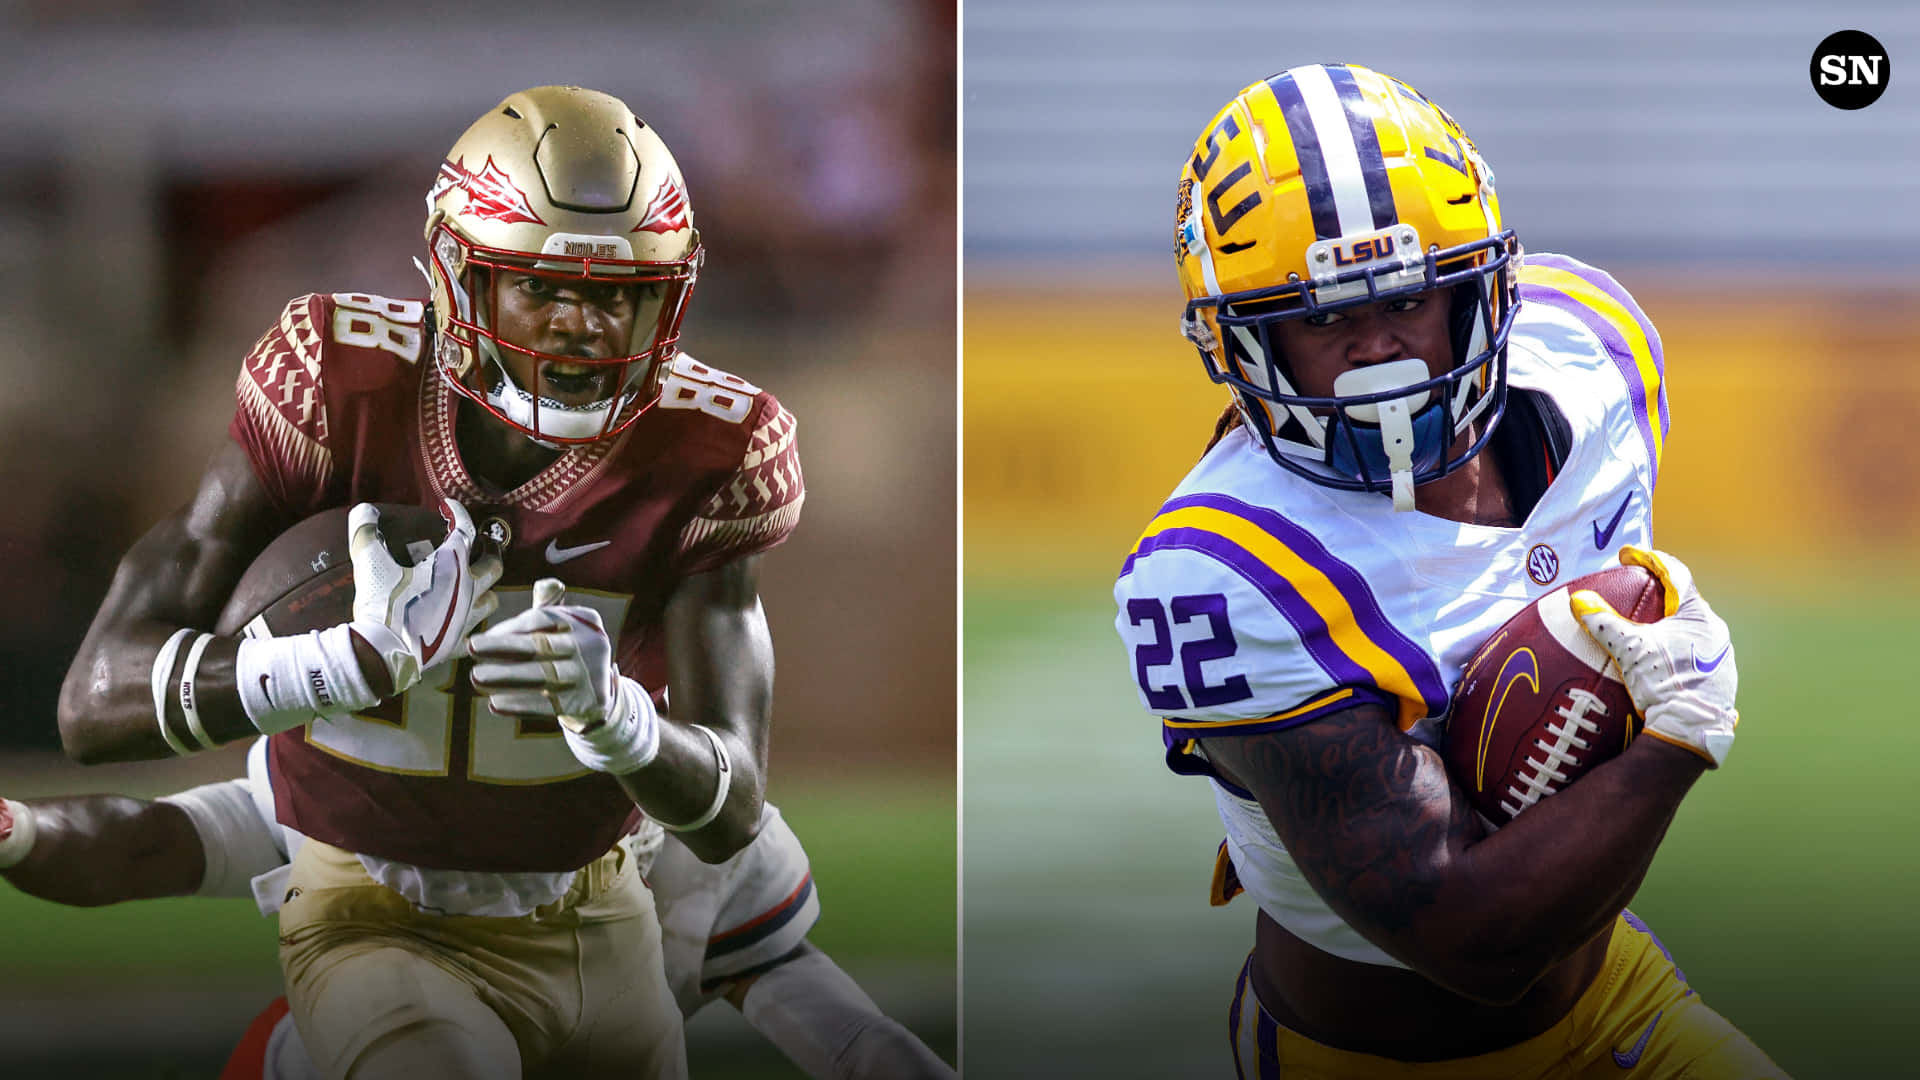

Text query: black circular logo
(479, 516), (513, 553)
(1811, 30), (1890, 110)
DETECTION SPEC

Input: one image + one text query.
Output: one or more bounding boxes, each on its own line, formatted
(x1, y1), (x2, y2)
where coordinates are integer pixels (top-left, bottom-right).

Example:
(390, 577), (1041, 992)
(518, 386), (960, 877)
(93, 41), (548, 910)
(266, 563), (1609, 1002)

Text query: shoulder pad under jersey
(1513, 254), (1670, 490)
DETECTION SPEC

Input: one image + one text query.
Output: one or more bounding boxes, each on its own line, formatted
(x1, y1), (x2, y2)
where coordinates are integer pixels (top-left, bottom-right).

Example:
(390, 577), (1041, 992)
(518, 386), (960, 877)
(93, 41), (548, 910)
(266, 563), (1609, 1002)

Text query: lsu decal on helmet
(423, 85), (703, 444)
(1176, 63), (1520, 509)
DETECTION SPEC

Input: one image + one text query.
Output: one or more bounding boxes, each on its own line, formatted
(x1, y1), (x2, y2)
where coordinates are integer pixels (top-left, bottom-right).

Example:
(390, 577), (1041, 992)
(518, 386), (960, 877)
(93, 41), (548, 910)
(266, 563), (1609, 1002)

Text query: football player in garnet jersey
(1112, 65), (1781, 1077)
(0, 740), (955, 1080)
(56, 86), (806, 1079)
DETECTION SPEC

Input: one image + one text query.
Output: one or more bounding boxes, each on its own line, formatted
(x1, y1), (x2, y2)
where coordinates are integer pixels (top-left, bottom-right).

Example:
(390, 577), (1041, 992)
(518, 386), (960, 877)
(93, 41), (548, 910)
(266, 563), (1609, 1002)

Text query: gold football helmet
(423, 85), (702, 444)
(1176, 64), (1519, 509)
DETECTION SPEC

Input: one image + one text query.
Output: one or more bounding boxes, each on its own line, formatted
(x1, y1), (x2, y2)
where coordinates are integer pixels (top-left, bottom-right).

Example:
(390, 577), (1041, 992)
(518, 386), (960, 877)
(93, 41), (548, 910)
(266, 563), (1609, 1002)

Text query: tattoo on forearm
(1207, 708), (1479, 935)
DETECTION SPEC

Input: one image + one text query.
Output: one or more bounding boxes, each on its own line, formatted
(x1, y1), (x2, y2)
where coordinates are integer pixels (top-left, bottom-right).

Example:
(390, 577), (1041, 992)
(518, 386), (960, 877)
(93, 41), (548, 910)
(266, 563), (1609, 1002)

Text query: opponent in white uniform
(1113, 64), (1776, 1078)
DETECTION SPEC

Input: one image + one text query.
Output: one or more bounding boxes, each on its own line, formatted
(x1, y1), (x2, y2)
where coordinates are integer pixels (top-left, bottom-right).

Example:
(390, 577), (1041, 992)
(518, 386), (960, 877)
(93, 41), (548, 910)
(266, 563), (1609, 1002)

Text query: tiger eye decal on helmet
(423, 85), (703, 446)
(1174, 63), (1521, 511)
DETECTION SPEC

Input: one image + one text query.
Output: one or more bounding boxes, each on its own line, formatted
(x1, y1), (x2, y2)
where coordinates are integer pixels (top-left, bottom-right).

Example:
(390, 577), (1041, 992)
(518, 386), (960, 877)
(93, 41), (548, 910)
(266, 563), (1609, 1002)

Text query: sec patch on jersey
(1444, 565), (1664, 824)
(214, 503), (456, 638)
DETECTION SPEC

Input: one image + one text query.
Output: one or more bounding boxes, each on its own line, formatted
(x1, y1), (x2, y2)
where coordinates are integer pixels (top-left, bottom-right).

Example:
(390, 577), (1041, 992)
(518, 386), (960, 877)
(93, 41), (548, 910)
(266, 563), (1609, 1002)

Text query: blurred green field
(0, 774), (954, 1077)
(963, 574), (1920, 1079)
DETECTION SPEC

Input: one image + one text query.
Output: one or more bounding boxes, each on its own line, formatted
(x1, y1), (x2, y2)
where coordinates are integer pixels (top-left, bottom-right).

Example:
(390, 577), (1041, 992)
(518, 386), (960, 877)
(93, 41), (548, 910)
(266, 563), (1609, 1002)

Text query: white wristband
(658, 724), (731, 834)
(177, 633), (219, 751)
(150, 628), (195, 756)
(562, 677), (662, 775)
(236, 625), (382, 734)
(0, 798), (37, 869)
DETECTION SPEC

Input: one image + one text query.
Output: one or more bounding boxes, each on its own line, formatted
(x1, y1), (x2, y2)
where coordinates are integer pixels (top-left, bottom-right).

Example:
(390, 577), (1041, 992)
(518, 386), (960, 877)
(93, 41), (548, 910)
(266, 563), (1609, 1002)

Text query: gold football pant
(278, 839), (686, 1080)
(1230, 911), (1787, 1079)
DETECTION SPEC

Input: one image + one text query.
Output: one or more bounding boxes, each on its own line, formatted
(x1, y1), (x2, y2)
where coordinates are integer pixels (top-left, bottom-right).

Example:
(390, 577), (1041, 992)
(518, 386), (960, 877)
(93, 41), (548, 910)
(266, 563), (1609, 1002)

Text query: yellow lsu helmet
(1176, 63), (1520, 510)
(423, 85), (703, 444)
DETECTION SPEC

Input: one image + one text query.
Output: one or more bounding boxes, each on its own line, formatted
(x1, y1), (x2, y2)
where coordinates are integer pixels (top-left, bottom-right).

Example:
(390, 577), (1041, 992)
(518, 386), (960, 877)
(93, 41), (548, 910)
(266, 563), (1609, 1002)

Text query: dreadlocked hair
(1203, 399), (1245, 457)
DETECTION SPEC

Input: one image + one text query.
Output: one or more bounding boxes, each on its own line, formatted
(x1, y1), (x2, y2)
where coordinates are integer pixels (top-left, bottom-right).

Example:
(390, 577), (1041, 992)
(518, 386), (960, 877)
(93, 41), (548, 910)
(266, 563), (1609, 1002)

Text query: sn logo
(1818, 53), (1882, 86)
(1810, 31), (1890, 110)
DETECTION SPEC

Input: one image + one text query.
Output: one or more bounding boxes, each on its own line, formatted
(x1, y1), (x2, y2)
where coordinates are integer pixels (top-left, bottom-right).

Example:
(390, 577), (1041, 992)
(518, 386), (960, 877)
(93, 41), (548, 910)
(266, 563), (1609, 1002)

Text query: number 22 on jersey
(307, 587), (632, 783)
(1126, 594), (1253, 712)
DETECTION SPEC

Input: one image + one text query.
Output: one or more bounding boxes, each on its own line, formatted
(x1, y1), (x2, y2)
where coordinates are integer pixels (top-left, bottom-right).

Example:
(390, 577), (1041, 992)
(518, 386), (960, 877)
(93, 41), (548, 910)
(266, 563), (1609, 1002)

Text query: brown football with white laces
(1444, 565), (1665, 825)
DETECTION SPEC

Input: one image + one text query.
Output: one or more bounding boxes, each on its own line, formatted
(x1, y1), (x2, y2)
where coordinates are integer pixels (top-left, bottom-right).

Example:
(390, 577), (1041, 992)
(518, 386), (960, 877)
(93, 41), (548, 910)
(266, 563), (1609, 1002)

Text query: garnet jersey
(228, 292), (803, 872)
(1113, 254), (1666, 966)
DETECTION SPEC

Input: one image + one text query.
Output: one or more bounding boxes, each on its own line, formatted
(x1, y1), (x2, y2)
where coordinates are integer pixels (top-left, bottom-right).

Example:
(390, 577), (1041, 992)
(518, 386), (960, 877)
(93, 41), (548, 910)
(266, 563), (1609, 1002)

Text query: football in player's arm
(1116, 64), (1784, 1077)
(52, 432), (763, 862)
(0, 769), (954, 1080)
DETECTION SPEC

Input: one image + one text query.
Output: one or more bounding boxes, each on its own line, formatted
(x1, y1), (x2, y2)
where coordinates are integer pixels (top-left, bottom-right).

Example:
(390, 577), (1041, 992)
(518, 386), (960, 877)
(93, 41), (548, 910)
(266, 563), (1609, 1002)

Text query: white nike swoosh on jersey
(545, 539), (612, 564)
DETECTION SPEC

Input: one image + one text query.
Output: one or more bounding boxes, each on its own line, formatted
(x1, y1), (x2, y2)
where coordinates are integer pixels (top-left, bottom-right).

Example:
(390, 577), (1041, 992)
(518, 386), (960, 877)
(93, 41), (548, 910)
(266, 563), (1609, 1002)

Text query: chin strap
(1332, 359), (1431, 512)
(1372, 393), (1419, 511)
(482, 348), (641, 444)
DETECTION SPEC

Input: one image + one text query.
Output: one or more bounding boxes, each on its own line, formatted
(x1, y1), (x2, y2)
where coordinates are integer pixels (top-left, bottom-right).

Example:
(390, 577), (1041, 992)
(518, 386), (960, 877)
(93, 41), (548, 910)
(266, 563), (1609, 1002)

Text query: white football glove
(348, 499), (501, 693)
(1570, 547), (1738, 768)
(468, 578), (660, 775)
(237, 499), (501, 734)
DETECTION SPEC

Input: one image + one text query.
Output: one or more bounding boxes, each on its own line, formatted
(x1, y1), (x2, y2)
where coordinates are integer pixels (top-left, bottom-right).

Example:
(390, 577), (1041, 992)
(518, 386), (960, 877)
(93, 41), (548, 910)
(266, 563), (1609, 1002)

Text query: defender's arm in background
(0, 775), (279, 907)
(0, 795), (203, 906)
(55, 441), (298, 762)
(1201, 701), (1704, 1005)
(621, 553), (775, 863)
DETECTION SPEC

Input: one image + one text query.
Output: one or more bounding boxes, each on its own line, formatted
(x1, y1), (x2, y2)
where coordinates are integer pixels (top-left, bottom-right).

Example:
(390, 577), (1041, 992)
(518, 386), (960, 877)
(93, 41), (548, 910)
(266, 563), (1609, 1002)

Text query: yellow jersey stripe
(1163, 686), (1357, 731)
(1131, 503), (1428, 707)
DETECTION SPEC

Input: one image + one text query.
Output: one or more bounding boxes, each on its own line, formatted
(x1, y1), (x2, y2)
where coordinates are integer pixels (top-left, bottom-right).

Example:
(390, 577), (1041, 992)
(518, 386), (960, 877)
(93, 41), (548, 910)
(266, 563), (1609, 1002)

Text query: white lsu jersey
(1113, 253), (1669, 968)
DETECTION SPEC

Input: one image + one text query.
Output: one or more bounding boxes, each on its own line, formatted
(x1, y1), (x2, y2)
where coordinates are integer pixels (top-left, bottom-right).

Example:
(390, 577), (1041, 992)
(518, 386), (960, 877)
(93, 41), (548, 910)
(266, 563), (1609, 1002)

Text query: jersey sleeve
(227, 295), (337, 518)
(1515, 254), (1670, 493)
(156, 777), (287, 899)
(673, 393), (805, 575)
(1114, 493), (1449, 778)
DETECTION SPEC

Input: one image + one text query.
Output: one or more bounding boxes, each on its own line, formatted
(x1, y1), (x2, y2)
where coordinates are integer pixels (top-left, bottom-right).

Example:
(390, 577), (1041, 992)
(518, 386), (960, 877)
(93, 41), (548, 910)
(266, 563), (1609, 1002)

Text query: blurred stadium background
(965, 2), (1919, 1077)
(0, 1), (954, 1076)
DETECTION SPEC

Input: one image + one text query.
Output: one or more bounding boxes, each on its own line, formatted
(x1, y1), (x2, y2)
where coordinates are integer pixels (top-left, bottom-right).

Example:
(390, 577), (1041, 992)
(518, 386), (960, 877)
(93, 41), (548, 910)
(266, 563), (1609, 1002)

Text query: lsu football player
(1112, 65), (1784, 1077)
(56, 86), (806, 1078)
(0, 742), (956, 1080)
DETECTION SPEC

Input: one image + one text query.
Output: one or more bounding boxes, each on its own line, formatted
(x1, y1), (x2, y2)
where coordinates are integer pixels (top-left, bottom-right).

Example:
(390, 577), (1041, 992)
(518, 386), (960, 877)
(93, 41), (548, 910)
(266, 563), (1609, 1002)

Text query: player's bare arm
(55, 443), (492, 765)
(1202, 700), (1704, 1005)
(0, 794), (203, 906)
(629, 554), (773, 862)
(57, 442), (302, 762)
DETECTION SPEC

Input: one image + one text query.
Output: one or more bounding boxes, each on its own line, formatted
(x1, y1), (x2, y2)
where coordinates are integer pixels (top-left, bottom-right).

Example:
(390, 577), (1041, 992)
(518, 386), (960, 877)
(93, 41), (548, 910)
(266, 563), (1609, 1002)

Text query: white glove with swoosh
(468, 578), (660, 775)
(237, 498), (501, 734)
(1570, 547), (1739, 767)
(348, 499), (501, 693)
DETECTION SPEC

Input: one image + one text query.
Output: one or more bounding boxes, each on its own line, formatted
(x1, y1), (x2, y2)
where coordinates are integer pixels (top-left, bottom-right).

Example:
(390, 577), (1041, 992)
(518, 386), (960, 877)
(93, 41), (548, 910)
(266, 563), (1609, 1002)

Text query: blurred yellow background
(968, 279), (1920, 581)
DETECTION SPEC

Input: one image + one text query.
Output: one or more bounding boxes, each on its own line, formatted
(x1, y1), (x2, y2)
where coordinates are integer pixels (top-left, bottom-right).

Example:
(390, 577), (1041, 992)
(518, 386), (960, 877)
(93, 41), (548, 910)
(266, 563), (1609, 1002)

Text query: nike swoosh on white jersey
(545, 539), (612, 564)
